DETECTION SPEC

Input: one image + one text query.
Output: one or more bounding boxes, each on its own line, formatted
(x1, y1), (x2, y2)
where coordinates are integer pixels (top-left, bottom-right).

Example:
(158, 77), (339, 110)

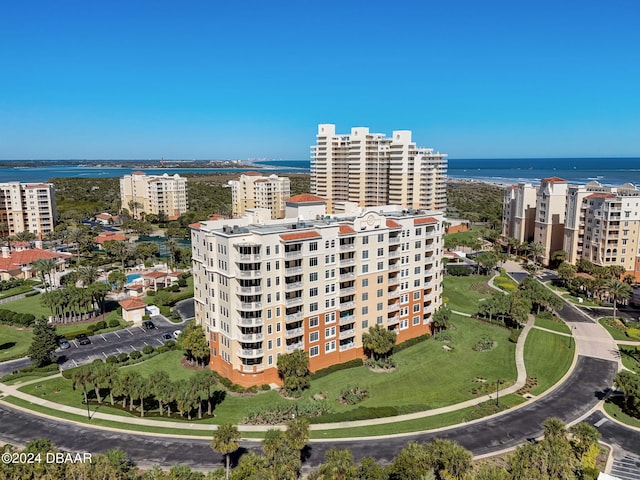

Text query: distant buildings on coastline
(503, 178), (640, 279)
(120, 172), (189, 220)
(228, 172), (291, 219)
(0, 181), (57, 238)
(310, 124), (447, 213)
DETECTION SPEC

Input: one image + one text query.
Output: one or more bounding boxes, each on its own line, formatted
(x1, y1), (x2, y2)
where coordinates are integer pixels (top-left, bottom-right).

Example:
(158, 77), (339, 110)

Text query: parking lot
(56, 315), (183, 370)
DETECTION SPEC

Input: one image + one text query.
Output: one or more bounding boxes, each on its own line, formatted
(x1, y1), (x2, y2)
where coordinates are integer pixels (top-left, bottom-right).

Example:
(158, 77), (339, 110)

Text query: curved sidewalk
(0, 315), (535, 434)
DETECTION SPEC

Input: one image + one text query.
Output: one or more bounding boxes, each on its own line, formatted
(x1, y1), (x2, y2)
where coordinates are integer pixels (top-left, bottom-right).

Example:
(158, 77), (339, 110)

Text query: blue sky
(1, 0), (639, 160)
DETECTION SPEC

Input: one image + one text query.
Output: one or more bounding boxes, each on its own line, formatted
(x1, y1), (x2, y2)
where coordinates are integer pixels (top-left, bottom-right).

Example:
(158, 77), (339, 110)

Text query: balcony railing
(339, 243), (356, 251)
(285, 311), (304, 322)
(238, 302), (262, 311)
(285, 342), (304, 352)
(285, 266), (303, 276)
(237, 317), (263, 327)
(284, 251), (303, 260)
(340, 257), (356, 266)
(340, 301), (355, 309)
(339, 314), (355, 325)
(340, 286), (356, 295)
(284, 282), (303, 292)
(237, 286), (262, 294)
(239, 270), (262, 278)
(285, 327), (304, 338)
(238, 348), (264, 358)
(339, 329), (356, 339)
(339, 271), (356, 280)
(388, 303), (399, 312)
(239, 333), (264, 342)
(285, 297), (304, 307)
(339, 342), (355, 352)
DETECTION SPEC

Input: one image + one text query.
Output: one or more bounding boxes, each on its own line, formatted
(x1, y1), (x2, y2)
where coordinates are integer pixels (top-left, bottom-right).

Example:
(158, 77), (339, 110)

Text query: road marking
(128, 329), (134, 336)
(130, 344), (136, 350)
(116, 348), (122, 354)
(113, 331), (121, 339)
(101, 334), (107, 342)
(102, 352), (107, 358)
(594, 417), (608, 427)
(72, 360), (78, 367)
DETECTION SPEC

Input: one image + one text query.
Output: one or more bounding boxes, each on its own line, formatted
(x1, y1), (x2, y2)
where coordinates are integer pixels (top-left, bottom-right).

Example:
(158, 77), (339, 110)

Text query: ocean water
(0, 157), (638, 187)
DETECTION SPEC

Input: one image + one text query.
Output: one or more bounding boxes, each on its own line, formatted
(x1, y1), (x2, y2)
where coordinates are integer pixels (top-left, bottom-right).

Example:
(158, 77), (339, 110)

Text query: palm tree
(211, 423), (240, 480)
(527, 241), (544, 268)
(32, 258), (57, 292)
(149, 371), (171, 416)
(606, 279), (632, 320)
(543, 417), (568, 440)
(78, 265), (99, 287)
(127, 200), (143, 220)
(71, 366), (92, 405)
(285, 416), (310, 451)
(361, 324), (396, 361)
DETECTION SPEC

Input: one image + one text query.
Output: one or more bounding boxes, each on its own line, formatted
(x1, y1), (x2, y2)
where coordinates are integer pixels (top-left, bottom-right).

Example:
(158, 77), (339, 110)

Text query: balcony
(285, 327), (304, 338)
(388, 303), (399, 312)
(340, 300), (355, 310)
(339, 286), (356, 295)
(285, 297), (304, 307)
(284, 250), (303, 260)
(339, 243), (356, 251)
(340, 257), (356, 266)
(238, 301), (262, 311)
(238, 254), (261, 262)
(237, 286), (262, 294)
(388, 276), (399, 285)
(339, 328), (356, 339)
(339, 314), (355, 325)
(339, 271), (356, 280)
(388, 289), (400, 298)
(237, 317), (263, 327)
(238, 348), (264, 358)
(388, 250), (401, 258)
(239, 270), (262, 278)
(239, 333), (264, 342)
(285, 342), (304, 352)
(285, 266), (303, 276)
(339, 342), (355, 352)
(388, 236), (401, 244)
(285, 282), (303, 292)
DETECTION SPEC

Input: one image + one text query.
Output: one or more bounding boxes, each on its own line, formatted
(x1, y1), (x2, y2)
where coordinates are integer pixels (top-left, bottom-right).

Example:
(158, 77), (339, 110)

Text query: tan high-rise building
(311, 124), (447, 213)
(190, 198), (444, 386)
(533, 177), (569, 265)
(120, 172), (188, 220)
(228, 172), (291, 219)
(0, 182), (57, 238)
(502, 182), (537, 243)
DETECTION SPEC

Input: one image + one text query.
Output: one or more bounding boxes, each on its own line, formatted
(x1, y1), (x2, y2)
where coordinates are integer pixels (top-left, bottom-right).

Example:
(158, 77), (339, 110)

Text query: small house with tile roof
(0, 247), (72, 282)
(118, 298), (148, 324)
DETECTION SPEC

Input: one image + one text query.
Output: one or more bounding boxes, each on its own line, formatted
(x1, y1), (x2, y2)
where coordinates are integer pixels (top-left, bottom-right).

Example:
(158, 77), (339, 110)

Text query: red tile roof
(386, 219), (401, 229)
(143, 271), (167, 279)
(132, 171), (145, 175)
(338, 225), (356, 235)
(542, 176), (567, 183)
(413, 217), (438, 225)
(285, 194), (326, 203)
(94, 232), (127, 244)
(280, 230), (321, 242)
(575, 272), (595, 280)
(119, 298), (147, 310)
(586, 193), (617, 199)
(243, 171), (262, 176)
(25, 183), (49, 188)
(96, 213), (114, 220)
(189, 222), (201, 229)
(0, 248), (70, 272)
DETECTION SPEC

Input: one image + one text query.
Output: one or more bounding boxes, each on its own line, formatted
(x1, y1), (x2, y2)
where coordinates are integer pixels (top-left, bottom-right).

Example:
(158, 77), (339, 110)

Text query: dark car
(57, 337), (71, 350)
(75, 334), (91, 345)
(143, 320), (155, 330)
(161, 332), (173, 341)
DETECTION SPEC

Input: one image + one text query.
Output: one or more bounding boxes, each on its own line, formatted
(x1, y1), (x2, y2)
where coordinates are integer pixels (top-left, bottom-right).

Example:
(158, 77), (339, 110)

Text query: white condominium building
(0, 182), (57, 238)
(228, 172), (291, 219)
(311, 124), (447, 213)
(191, 196), (444, 386)
(120, 172), (188, 220)
(502, 182), (537, 243)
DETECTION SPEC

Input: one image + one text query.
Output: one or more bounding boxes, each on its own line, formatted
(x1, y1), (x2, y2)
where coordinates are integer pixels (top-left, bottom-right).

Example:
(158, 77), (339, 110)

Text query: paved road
(174, 298), (195, 320)
(0, 356), (619, 471)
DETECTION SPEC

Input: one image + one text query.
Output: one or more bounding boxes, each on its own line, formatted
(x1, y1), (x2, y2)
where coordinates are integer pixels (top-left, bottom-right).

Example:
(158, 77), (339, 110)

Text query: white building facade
(120, 172), (188, 220)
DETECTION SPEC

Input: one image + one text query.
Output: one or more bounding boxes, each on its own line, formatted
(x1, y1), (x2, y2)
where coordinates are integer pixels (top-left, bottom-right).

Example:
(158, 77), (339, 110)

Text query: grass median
(524, 328), (575, 395)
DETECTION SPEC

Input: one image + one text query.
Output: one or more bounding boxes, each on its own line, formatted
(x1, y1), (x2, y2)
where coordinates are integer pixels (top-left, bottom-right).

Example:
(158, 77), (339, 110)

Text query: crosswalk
(611, 454), (640, 480)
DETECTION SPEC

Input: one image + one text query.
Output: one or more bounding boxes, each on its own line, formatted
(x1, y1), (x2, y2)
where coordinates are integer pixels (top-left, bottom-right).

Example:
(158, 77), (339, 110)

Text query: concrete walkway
(0, 314), (536, 434)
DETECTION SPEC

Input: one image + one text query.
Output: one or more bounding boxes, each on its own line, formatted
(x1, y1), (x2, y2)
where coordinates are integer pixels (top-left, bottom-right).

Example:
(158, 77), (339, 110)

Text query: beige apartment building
(190, 195), (444, 386)
(0, 182), (57, 237)
(311, 124), (447, 213)
(228, 172), (291, 219)
(502, 182), (537, 243)
(533, 177), (569, 265)
(120, 172), (188, 220)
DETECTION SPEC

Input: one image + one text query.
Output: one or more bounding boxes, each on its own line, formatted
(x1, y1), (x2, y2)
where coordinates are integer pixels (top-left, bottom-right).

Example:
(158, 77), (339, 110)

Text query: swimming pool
(126, 273), (141, 283)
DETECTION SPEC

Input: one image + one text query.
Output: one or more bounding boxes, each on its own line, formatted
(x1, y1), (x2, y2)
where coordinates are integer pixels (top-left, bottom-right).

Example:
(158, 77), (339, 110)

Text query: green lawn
(524, 328), (575, 395)
(493, 270), (518, 292)
(603, 398), (640, 429)
(2, 293), (51, 319)
(444, 226), (483, 246)
(18, 315), (517, 425)
(534, 316), (571, 334)
(442, 275), (492, 314)
(0, 284), (36, 300)
(618, 344), (640, 373)
(0, 325), (33, 361)
(598, 318), (630, 341)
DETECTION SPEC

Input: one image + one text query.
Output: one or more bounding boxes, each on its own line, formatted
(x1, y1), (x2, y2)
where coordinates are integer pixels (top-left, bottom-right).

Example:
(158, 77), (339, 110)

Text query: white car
(172, 330), (182, 339)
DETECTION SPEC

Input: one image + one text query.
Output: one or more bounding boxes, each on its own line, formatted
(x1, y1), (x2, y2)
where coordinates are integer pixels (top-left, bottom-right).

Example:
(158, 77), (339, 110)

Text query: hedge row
(0, 309), (37, 327)
(310, 358), (363, 381)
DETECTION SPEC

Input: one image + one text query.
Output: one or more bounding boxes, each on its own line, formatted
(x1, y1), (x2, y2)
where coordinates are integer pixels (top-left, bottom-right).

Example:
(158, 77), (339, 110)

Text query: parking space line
(72, 360), (78, 367)
(130, 344), (136, 350)
(101, 334), (107, 342)
(116, 348), (122, 354)
(128, 329), (134, 336)
(113, 332), (121, 339)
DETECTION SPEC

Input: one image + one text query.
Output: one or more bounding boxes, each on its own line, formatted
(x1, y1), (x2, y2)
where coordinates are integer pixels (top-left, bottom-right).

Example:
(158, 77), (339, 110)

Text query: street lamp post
(496, 379), (500, 407)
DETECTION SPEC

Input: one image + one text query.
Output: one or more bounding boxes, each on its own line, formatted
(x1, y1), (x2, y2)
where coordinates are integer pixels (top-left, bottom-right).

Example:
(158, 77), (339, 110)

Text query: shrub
(146, 290), (156, 296)
(473, 336), (496, 352)
(338, 385), (368, 405)
(142, 314), (151, 321)
(106, 355), (118, 364)
(117, 352), (129, 363)
(447, 265), (472, 276)
(434, 331), (453, 342)
(627, 328), (640, 340)
(260, 384), (271, 391)
(163, 340), (176, 349)
(509, 329), (521, 343)
(129, 350), (142, 360)
(177, 278), (187, 287)
(393, 333), (431, 354)
(311, 358), (363, 381)
(245, 385), (259, 394)
(107, 317), (120, 328)
(536, 311), (555, 322)
(364, 358), (396, 370)
(156, 346), (169, 353)
(142, 345), (154, 355)
(243, 401), (331, 425)
(25, 291), (39, 297)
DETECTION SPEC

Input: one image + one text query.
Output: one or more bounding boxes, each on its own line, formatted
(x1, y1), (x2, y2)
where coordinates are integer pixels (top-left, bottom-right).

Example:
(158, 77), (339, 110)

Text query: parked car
(57, 337), (70, 350)
(172, 330), (182, 339)
(142, 320), (155, 330)
(161, 332), (173, 341)
(75, 334), (91, 345)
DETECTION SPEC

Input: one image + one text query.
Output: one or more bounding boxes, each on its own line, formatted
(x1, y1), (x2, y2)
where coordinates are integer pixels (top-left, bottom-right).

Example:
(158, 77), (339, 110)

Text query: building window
(362, 278), (369, 287)
(268, 340), (273, 350)
(309, 316), (319, 327)
(362, 250), (369, 260)
(377, 275), (384, 284)
(310, 272), (318, 282)
(310, 287), (318, 297)
(413, 304), (420, 313)
(310, 242), (318, 251)
(362, 236), (369, 245)
(325, 312), (336, 324)
(310, 302), (318, 312)
(362, 265), (369, 274)
(325, 326), (336, 339)
(309, 331), (319, 343)
(325, 340), (336, 353)
(400, 319), (408, 330)
(362, 306), (368, 315)
(362, 320), (368, 329)
(310, 346), (319, 357)
(310, 257), (318, 267)
(377, 315), (383, 324)
(412, 316), (420, 325)
(362, 292), (369, 301)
